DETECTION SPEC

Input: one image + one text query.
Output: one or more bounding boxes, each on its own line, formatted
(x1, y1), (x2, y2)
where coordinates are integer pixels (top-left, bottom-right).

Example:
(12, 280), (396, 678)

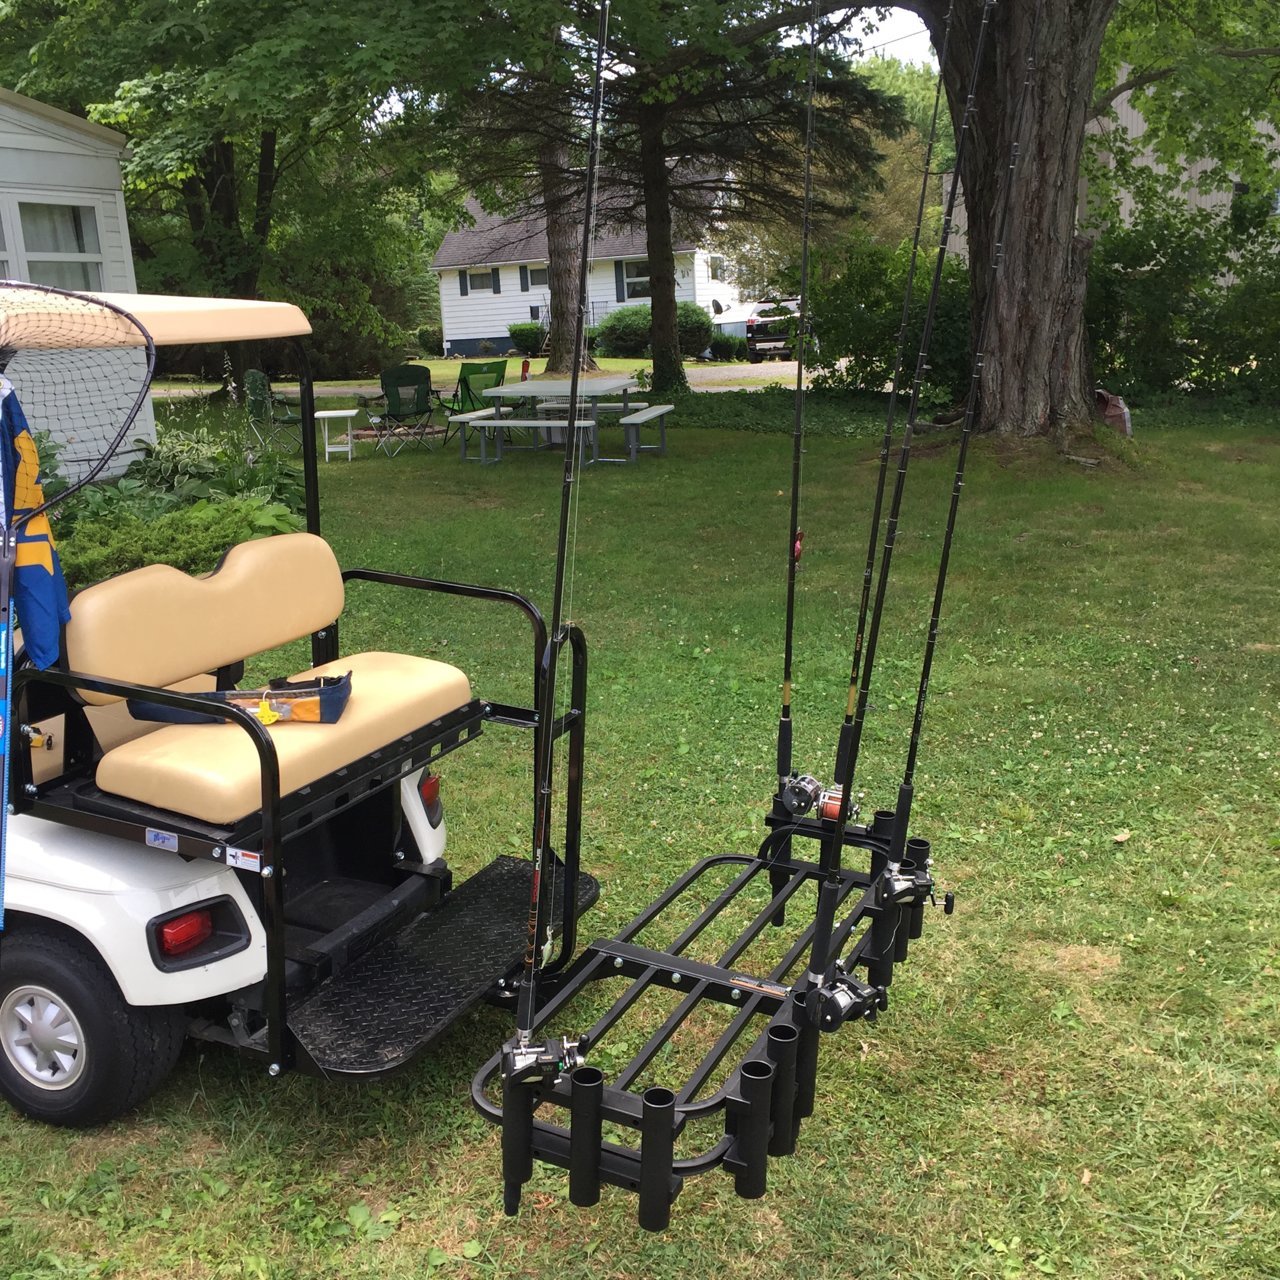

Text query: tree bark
(913, 0), (1117, 437)
(539, 137), (597, 375)
(637, 106), (687, 396)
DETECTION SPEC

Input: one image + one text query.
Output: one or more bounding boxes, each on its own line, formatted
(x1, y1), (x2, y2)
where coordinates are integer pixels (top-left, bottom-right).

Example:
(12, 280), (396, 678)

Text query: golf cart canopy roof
(0, 287), (311, 349)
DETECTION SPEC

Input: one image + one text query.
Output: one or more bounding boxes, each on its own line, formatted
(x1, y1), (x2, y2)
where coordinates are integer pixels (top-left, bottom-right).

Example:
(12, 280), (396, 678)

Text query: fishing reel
(503, 1033), (588, 1086)
(780, 774), (859, 822)
(810, 967), (887, 1031)
(879, 860), (937, 908)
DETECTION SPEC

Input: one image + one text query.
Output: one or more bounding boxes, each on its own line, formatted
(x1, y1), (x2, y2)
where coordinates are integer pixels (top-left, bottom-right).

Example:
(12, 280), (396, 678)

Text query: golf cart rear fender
(2, 815), (267, 1006)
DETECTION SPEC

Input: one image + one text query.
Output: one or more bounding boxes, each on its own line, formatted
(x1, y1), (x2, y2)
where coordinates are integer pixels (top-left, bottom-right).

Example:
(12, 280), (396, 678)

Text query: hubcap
(1, 984), (86, 1090)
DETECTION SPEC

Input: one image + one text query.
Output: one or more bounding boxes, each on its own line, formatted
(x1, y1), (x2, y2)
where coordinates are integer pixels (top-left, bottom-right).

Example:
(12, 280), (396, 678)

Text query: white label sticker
(145, 828), (179, 851)
(225, 847), (262, 873)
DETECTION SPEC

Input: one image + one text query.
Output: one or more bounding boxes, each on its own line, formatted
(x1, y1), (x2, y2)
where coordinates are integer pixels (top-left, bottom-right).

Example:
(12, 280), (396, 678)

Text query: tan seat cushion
(95, 652), (472, 826)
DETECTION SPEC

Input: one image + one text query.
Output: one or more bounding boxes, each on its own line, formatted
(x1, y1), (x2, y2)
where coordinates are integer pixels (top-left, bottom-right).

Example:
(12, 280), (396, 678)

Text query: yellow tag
(255, 698), (281, 726)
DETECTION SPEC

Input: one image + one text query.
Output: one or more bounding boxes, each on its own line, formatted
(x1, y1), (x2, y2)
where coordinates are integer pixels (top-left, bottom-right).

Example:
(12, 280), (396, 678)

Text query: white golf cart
(0, 289), (593, 1126)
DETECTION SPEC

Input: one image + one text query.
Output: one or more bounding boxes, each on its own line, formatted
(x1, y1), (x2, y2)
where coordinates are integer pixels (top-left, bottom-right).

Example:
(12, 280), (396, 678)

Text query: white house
(0, 86), (153, 471)
(432, 202), (742, 357)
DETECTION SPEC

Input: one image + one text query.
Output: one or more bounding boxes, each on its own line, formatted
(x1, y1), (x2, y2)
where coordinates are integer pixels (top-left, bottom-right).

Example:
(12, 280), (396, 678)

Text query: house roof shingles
(431, 201), (698, 270)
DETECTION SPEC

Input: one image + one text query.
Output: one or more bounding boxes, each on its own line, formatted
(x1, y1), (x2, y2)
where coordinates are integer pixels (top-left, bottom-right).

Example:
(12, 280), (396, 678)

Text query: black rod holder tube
(734, 1060), (775, 1200)
(501, 1066), (534, 1217)
(867, 840), (895, 988)
(887, 781), (914, 866)
(868, 904), (898, 989)
(639, 1087), (677, 1232)
(907, 837), (931, 940)
(872, 809), (896, 837)
(568, 1066), (604, 1207)
(792, 989), (820, 1123)
(766, 1024), (800, 1157)
(894, 859), (916, 963)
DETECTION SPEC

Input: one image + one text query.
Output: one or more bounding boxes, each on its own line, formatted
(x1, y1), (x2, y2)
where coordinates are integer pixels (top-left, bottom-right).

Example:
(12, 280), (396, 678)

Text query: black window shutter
(519, 265), (529, 291)
(491, 267), (501, 294)
(614, 260), (625, 302)
(459, 270), (469, 297)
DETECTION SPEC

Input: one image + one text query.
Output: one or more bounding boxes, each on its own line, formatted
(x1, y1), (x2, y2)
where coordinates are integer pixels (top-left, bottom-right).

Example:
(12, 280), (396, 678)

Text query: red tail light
(420, 773), (441, 807)
(159, 909), (214, 956)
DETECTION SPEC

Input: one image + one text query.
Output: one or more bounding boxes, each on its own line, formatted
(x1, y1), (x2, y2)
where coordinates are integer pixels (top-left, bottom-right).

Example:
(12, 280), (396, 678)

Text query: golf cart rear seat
(61, 532), (475, 828)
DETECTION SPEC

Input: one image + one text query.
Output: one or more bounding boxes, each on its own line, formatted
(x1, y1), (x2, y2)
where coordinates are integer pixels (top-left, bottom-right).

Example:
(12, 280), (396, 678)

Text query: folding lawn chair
(358, 364), (442, 456)
(439, 359), (511, 452)
(244, 368), (302, 452)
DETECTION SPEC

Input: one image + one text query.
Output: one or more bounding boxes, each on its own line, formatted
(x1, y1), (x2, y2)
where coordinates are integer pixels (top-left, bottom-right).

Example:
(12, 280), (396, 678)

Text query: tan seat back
(64, 533), (345, 706)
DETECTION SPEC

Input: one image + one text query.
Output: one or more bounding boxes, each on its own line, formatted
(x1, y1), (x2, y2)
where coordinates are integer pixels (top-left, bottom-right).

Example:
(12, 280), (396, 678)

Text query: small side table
(317, 408), (357, 461)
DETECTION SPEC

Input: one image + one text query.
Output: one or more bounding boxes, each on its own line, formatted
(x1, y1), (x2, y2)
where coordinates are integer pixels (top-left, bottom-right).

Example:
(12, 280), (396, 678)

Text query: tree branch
(1093, 45), (1280, 116)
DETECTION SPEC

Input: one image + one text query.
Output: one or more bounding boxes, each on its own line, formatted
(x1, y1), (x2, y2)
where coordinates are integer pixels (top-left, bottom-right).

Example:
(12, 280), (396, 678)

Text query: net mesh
(0, 282), (156, 511)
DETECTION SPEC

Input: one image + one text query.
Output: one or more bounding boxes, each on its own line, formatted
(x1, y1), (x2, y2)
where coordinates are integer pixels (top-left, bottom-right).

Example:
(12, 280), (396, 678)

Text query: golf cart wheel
(0, 925), (185, 1127)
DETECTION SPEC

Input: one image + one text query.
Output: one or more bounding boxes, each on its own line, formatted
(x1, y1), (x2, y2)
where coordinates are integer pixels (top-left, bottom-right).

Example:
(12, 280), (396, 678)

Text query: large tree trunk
(915, 0), (1116, 437)
(539, 137), (597, 375)
(637, 107), (687, 396)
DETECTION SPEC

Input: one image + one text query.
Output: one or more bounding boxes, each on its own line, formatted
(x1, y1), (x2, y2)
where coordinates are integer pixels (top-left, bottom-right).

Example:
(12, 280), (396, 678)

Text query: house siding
(437, 250), (742, 355)
(0, 91), (153, 471)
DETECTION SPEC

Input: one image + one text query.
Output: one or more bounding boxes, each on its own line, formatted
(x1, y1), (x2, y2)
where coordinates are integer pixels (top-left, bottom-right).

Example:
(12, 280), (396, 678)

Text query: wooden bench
(615, 403), (673, 463)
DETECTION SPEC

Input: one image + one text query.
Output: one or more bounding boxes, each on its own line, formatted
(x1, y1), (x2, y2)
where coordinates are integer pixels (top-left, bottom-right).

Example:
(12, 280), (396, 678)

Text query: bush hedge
(595, 301), (716, 358)
(507, 322), (546, 355)
(808, 233), (970, 409)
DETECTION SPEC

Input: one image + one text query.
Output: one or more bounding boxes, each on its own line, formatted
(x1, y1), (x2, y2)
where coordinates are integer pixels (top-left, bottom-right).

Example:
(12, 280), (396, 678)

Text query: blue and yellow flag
(0, 375), (71, 670)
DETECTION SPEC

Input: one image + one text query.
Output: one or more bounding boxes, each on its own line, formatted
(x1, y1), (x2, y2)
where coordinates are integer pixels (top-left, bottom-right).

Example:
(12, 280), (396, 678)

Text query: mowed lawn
(0, 403), (1276, 1279)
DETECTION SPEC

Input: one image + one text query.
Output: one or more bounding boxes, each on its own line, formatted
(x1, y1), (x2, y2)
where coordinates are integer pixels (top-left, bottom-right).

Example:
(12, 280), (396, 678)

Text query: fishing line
(841, 0), (956, 752)
(515, 0), (611, 1044)
(901, 6), (1043, 795)
(775, 0), (822, 792)
(823, 0), (998, 868)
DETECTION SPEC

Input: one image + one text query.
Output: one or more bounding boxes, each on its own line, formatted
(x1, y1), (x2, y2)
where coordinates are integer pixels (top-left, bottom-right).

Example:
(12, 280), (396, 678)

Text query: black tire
(0, 926), (186, 1127)
(748, 351), (764, 364)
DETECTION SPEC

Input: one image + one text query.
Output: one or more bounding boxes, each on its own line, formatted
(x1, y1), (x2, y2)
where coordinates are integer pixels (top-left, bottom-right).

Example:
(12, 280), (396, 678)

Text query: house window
(468, 270), (493, 291)
(529, 266), (549, 287)
(18, 202), (104, 290)
(709, 255), (726, 281)
(530, 305), (540, 320)
(624, 259), (650, 298)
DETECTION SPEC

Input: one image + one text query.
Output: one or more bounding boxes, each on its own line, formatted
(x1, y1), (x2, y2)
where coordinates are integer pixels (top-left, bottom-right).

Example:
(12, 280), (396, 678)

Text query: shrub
(733, 336), (750, 361)
(507, 322), (546, 355)
(57, 496), (303, 591)
(123, 423), (306, 513)
(708, 332), (737, 361)
(676, 301), (714, 357)
(595, 305), (652, 356)
(809, 233), (970, 409)
(1086, 202), (1280, 403)
(416, 324), (443, 357)
(596, 301), (715, 358)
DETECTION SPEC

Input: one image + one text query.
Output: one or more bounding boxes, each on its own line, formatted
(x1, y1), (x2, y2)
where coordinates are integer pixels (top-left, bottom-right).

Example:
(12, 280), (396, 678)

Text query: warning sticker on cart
(225, 848), (262, 873)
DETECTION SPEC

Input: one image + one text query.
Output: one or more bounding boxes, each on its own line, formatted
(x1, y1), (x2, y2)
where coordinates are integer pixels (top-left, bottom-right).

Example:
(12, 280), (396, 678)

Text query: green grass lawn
(2, 402), (1277, 1278)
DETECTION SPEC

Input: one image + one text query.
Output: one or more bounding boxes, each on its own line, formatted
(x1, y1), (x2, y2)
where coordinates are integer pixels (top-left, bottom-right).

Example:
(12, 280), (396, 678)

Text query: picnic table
(447, 377), (671, 465)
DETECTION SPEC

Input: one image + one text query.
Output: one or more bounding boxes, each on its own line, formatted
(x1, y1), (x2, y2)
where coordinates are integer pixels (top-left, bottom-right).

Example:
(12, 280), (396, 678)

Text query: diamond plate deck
(288, 856), (598, 1077)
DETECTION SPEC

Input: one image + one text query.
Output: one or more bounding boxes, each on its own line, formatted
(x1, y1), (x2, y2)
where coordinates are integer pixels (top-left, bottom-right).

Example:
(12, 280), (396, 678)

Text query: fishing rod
(511, 1), (610, 1051)
(900, 12), (1042, 814)
(820, 0), (997, 876)
(502, 3), (610, 1219)
(775, 0), (822, 796)
(833, 0), (956, 792)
